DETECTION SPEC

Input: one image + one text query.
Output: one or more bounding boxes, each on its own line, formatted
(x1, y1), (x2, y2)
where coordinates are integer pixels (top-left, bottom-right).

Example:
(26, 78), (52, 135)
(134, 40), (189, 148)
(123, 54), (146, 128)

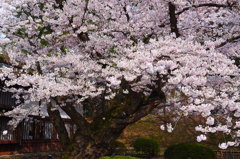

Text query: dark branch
(35, 61), (42, 74)
(120, 97), (166, 125)
(47, 102), (70, 147)
(79, 0), (90, 27)
(119, 74), (167, 124)
(55, 0), (65, 9)
(67, 0), (90, 42)
(110, 30), (130, 37)
(168, 2), (180, 37)
(91, 75), (167, 135)
(176, 3), (235, 15)
(123, 5), (130, 22)
(216, 35), (240, 48)
(60, 104), (89, 129)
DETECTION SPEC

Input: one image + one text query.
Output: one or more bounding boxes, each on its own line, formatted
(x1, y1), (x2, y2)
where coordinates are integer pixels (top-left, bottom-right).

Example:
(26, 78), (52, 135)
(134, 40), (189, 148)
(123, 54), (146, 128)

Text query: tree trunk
(50, 79), (167, 159)
(61, 130), (121, 159)
(62, 141), (111, 159)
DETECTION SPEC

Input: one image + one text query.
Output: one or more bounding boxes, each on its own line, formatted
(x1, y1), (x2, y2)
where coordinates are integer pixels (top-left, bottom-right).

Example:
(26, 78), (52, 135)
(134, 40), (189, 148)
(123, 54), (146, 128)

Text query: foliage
(164, 143), (216, 159)
(100, 156), (139, 159)
(132, 137), (160, 156)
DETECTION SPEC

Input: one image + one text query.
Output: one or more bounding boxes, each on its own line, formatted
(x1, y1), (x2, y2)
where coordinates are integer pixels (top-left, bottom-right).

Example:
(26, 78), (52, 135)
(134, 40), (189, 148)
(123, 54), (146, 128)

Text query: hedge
(164, 143), (216, 159)
(132, 137), (160, 156)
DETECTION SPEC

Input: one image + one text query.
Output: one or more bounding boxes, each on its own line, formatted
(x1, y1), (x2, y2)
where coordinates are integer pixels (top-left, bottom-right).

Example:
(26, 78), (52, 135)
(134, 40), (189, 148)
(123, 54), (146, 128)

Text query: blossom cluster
(0, 0), (239, 148)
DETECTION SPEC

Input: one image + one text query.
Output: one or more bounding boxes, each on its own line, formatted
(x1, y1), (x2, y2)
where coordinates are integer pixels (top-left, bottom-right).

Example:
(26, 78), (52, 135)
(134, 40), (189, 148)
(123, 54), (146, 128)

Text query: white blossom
(197, 134), (207, 142)
(219, 143), (228, 149)
(2, 130), (8, 135)
(206, 116), (215, 125)
(160, 125), (165, 131)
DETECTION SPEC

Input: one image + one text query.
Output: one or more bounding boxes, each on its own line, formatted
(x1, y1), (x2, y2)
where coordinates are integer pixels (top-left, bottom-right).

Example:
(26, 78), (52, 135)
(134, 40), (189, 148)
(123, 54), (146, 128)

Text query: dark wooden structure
(0, 91), (74, 155)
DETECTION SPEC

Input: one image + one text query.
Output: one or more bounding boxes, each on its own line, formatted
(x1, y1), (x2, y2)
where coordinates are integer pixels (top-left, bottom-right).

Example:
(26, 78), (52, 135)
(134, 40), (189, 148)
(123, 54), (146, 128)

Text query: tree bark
(52, 79), (166, 159)
(168, 2), (180, 37)
(62, 128), (124, 159)
(47, 102), (71, 147)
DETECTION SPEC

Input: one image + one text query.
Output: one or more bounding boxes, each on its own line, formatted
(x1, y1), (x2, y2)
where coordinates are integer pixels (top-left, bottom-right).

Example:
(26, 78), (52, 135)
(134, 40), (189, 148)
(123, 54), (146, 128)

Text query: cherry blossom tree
(0, 0), (239, 158)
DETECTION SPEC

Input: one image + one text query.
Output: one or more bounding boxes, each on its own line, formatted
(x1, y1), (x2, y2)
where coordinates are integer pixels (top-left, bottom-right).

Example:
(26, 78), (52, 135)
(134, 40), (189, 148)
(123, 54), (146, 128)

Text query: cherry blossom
(0, 0), (239, 157)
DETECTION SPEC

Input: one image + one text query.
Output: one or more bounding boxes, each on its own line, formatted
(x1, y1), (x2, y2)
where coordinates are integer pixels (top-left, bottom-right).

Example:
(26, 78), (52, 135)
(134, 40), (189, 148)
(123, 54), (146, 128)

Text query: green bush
(132, 137), (160, 156)
(109, 141), (127, 154)
(164, 143), (216, 159)
(100, 155), (139, 159)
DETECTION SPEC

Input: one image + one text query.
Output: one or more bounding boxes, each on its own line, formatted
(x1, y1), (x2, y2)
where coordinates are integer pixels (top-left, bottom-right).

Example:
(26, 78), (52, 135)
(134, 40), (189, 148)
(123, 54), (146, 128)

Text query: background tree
(0, 0), (239, 159)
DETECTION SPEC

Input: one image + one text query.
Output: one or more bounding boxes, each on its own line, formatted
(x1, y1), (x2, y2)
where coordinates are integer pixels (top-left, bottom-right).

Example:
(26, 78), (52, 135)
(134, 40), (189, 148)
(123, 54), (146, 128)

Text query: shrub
(164, 143), (216, 159)
(132, 137), (160, 156)
(109, 141), (127, 154)
(100, 155), (139, 159)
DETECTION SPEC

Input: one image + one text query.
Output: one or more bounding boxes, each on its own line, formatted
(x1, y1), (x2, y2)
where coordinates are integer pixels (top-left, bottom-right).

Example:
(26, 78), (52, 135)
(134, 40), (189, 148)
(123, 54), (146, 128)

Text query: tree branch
(117, 74), (167, 125)
(68, 0), (90, 42)
(120, 98), (166, 125)
(79, 0), (90, 28)
(54, 96), (89, 126)
(176, 3), (235, 15)
(55, 0), (65, 9)
(216, 35), (240, 48)
(123, 5), (130, 22)
(47, 102), (70, 147)
(90, 75), (167, 142)
(169, 2), (180, 37)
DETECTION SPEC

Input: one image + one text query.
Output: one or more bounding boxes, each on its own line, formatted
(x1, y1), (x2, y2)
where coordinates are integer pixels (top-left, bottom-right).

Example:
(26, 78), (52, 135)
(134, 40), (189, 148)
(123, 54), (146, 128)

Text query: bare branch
(176, 3), (235, 15)
(126, 97), (166, 124)
(216, 35), (240, 48)
(123, 5), (130, 22)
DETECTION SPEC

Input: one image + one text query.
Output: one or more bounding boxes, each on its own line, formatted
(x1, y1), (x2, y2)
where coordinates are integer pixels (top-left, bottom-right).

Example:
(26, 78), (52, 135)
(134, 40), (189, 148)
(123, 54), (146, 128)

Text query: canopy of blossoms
(0, 0), (239, 149)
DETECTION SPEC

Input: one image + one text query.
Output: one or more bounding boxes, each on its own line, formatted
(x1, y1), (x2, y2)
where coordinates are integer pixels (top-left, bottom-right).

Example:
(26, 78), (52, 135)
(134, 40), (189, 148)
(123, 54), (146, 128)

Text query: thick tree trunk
(62, 138), (112, 159)
(61, 128), (124, 159)
(50, 79), (166, 159)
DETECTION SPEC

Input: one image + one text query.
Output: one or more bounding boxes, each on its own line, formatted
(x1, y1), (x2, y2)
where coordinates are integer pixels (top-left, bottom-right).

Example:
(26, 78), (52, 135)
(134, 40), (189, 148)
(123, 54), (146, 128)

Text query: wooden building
(0, 91), (74, 155)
